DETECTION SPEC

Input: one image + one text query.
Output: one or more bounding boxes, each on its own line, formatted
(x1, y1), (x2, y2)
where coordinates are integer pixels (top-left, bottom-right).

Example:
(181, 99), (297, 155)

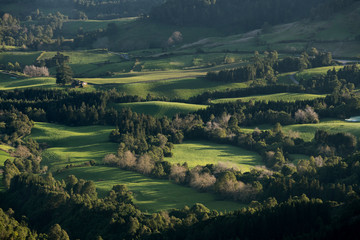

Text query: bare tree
(136, 154), (154, 175)
(170, 164), (188, 183)
(23, 65), (49, 77)
(119, 150), (137, 168)
(189, 169), (216, 190)
(103, 154), (119, 166)
(295, 106), (319, 123)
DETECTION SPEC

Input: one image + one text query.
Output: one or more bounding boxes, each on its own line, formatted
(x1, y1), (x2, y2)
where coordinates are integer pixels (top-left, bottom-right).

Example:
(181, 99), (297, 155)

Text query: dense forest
(0, 0), (164, 19)
(150, 0), (358, 29)
(1, 0), (360, 238)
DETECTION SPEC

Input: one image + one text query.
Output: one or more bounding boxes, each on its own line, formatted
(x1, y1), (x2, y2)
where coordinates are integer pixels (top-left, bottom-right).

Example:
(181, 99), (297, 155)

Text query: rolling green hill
(111, 101), (207, 118)
(211, 93), (326, 104)
(167, 141), (263, 171)
(241, 119), (360, 142)
(29, 122), (118, 171)
(55, 166), (245, 213)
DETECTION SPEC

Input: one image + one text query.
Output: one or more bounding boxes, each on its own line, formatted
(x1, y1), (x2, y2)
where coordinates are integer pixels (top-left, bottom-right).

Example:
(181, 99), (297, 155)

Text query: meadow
(241, 119), (360, 142)
(102, 77), (250, 99)
(167, 141), (263, 171)
(0, 144), (13, 167)
(0, 72), (56, 90)
(211, 93), (326, 104)
(111, 101), (207, 118)
(0, 51), (42, 65)
(55, 166), (245, 213)
(29, 122), (118, 171)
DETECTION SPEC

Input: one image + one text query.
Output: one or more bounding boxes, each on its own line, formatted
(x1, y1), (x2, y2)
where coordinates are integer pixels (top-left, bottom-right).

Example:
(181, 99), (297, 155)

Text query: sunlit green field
(211, 93), (326, 104)
(29, 122), (118, 171)
(102, 77), (250, 99)
(0, 51), (42, 65)
(295, 66), (347, 80)
(283, 119), (360, 141)
(241, 119), (360, 142)
(166, 141), (263, 171)
(55, 166), (245, 213)
(0, 145), (13, 166)
(111, 101), (207, 118)
(0, 72), (56, 90)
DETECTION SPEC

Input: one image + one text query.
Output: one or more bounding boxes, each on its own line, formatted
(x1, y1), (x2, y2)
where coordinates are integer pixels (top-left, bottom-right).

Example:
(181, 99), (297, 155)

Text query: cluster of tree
(0, 61), (22, 72)
(0, 109), (34, 144)
(187, 84), (305, 104)
(0, 208), (45, 239)
(1, 0), (164, 20)
(275, 48), (333, 72)
(301, 64), (360, 94)
(2, 171), (360, 239)
(23, 65), (49, 77)
(206, 49), (333, 83)
(150, 0), (328, 30)
(0, 12), (67, 49)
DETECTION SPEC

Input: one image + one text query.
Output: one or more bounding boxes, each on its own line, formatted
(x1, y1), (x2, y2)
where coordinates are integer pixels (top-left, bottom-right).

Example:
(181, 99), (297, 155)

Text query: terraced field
(111, 101), (207, 118)
(167, 141), (263, 171)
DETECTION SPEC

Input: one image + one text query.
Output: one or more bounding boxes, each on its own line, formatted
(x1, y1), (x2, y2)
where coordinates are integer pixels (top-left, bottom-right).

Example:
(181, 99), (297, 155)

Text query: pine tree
(56, 62), (73, 85)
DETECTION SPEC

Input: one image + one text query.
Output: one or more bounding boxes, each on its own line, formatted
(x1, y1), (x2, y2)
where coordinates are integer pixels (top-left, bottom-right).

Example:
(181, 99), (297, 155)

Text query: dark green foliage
(151, 0), (328, 30)
(56, 62), (73, 85)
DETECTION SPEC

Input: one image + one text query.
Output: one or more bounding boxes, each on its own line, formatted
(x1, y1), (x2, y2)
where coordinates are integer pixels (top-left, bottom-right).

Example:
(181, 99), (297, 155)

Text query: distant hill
(0, 0), (165, 19)
(150, 0), (357, 31)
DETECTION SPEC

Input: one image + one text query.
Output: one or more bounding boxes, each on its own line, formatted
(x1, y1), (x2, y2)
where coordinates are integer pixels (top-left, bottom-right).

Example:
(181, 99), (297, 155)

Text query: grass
(166, 141), (263, 172)
(211, 93), (326, 104)
(288, 154), (309, 164)
(61, 18), (137, 37)
(54, 166), (245, 213)
(111, 101), (207, 118)
(0, 51), (42, 65)
(0, 72), (56, 90)
(295, 66), (348, 80)
(283, 119), (360, 141)
(241, 119), (360, 142)
(0, 144), (14, 167)
(29, 122), (118, 171)
(97, 77), (250, 99)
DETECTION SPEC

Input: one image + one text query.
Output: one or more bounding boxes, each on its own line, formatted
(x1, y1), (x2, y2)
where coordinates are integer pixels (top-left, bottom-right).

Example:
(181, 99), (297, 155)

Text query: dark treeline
(206, 49), (333, 84)
(1, 171), (360, 239)
(0, 12), (67, 49)
(300, 64), (360, 93)
(188, 84), (306, 104)
(1, 0), (164, 20)
(150, 0), (355, 30)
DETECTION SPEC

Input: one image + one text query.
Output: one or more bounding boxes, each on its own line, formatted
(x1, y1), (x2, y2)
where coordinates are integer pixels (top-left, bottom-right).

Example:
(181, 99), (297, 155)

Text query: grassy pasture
(62, 18), (137, 36)
(283, 119), (360, 141)
(98, 77), (250, 99)
(295, 66), (347, 80)
(29, 122), (118, 171)
(166, 141), (263, 172)
(288, 154), (310, 164)
(0, 145), (14, 167)
(55, 166), (245, 213)
(241, 119), (360, 142)
(111, 101), (207, 118)
(211, 93), (326, 104)
(0, 72), (56, 90)
(0, 51), (42, 65)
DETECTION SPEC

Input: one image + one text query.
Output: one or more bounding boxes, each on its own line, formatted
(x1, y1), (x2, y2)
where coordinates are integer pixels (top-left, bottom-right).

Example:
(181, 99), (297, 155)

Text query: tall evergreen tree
(56, 62), (73, 85)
